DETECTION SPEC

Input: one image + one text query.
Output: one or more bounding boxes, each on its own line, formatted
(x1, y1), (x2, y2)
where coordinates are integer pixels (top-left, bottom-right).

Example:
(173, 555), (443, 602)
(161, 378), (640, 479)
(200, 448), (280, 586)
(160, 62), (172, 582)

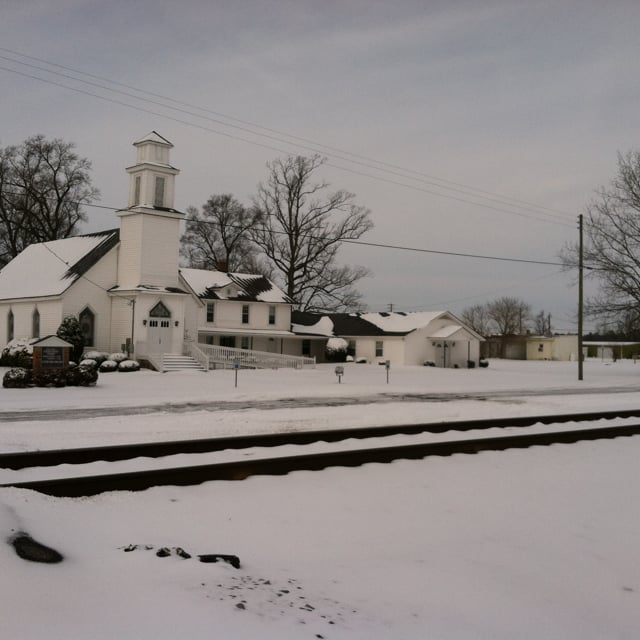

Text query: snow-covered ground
(1, 359), (639, 639)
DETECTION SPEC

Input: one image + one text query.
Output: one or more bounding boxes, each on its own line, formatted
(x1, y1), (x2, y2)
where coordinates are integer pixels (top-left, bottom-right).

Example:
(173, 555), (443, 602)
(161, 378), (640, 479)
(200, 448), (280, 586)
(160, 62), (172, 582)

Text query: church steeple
(116, 132), (184, 289)
(125, 131), (180, 210)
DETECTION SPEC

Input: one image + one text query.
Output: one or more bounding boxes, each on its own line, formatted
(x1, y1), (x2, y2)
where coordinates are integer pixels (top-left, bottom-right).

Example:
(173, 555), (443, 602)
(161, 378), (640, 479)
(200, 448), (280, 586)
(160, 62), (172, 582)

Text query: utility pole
(578, 214), (584, 381)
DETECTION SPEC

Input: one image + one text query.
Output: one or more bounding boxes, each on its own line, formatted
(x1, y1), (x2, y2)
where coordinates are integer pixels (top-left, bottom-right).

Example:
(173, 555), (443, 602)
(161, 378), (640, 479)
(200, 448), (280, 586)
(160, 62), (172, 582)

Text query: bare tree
(486, 297), (531, 335)
(461, 304), (491, 336)
(533, 310), (552, 336)
(561, 150), (640, 326)
(0, 135), (99, 266)
(250, 155), (373, 311)
(180, 194), (262, 272)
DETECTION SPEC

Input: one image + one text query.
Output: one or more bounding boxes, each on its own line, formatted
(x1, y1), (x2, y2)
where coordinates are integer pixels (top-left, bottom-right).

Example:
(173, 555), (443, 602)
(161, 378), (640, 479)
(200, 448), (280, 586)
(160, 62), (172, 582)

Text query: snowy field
(1, 359), (639, 639)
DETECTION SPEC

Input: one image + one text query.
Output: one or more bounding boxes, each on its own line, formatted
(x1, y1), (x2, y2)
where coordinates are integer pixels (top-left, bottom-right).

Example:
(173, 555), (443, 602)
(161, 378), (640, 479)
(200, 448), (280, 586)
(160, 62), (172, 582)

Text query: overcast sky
(2, 1), (640, 331)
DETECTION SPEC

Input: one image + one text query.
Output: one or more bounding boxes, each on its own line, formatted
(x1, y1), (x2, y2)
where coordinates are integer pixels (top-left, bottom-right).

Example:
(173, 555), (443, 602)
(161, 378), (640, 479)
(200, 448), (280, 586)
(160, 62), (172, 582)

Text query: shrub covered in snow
(118, 359), (140, 372)
(99, 359), (119, 372)
(325, 337), (348, 363)
(83, 350), (108, 365)
(76, 363), (99, 385)
(32, 370), (68, 387)
(56, 316), (85, 362)
(0, 338), (35, 368)
(356, 357), (368, 364)
(63, 363), (99, 386)
(109, 352), (128, 363)
(2, 367), (32, 388)
(80, 358), (98, 368)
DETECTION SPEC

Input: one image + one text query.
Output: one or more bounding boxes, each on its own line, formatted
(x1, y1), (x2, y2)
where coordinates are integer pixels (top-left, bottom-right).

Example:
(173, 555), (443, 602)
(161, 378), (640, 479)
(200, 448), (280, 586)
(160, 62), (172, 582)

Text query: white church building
(0, 132), (310, 371)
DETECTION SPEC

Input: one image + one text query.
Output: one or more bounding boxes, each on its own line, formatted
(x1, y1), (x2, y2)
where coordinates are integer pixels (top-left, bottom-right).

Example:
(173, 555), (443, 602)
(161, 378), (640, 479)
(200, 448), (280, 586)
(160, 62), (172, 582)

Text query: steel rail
(3, 423), (640, 498)
(2, 408), (640, 471)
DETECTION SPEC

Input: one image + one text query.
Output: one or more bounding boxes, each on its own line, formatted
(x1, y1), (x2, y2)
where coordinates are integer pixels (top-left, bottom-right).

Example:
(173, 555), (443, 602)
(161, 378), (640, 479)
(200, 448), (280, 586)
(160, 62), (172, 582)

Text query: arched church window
(32, 308), (40, 339)
(7, 309), (14, 342)
(79, 307), (95, 347)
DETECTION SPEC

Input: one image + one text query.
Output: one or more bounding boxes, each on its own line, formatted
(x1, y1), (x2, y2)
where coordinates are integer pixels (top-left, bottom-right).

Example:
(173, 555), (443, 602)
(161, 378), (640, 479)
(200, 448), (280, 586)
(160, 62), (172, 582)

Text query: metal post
(578, 214), (584, 381)
(129, 298), (136, 359)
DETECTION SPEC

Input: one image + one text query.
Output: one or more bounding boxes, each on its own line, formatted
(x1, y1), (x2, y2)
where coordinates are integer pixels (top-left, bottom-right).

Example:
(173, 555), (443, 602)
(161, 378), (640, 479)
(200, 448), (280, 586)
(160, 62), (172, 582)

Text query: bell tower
(116, 131), (185, 289)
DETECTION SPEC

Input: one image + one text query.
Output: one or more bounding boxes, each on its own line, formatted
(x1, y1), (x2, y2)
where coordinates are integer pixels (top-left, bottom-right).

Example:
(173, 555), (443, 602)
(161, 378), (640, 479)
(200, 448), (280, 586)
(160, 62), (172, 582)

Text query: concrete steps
(161, 354), (206, 372)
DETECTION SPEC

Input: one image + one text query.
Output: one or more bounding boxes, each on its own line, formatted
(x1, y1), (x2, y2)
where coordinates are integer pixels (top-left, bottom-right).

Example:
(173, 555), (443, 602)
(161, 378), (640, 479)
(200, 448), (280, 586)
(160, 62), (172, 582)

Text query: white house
(0, 132), (312, 370)
(292, 310), (484, 367)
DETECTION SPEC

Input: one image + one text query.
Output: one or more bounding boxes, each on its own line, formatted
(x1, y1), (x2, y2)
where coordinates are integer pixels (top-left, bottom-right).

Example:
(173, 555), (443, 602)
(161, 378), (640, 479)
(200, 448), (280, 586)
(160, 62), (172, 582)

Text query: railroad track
(2, 410), (640, 497)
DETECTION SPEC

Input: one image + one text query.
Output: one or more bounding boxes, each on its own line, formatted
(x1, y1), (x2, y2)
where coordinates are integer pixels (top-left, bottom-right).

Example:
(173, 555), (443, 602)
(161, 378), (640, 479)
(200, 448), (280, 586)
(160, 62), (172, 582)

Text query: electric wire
(0, 46), (576, 223)
(5, 192), (568, 268)
(0, 57), (575, 228)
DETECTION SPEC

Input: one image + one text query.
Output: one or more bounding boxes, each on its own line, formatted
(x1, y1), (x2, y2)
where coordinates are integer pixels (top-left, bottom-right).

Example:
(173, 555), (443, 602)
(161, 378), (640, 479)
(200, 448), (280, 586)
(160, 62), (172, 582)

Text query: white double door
(147, 318), (172, 351)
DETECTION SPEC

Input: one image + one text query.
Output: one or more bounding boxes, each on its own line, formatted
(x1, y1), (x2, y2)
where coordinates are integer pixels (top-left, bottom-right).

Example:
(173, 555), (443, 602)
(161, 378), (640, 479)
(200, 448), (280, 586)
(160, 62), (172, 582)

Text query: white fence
(196, 342), (315, 370)
(135, 340), (315, 371)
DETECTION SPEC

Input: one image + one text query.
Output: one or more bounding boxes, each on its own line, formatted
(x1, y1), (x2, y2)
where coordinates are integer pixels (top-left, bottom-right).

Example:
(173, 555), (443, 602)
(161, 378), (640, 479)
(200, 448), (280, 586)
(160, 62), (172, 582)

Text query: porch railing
(196, 342), (316, 370)
(183, 341), (210, 371)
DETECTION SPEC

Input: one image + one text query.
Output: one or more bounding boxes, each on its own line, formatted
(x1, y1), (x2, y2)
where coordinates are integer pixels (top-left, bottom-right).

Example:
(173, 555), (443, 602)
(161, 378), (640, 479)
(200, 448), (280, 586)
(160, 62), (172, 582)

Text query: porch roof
(197, 327), (297, 338)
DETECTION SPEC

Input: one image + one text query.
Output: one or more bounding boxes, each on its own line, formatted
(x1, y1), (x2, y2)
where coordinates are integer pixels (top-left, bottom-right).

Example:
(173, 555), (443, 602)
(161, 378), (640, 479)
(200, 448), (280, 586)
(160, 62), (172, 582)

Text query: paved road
(2, 385), (639, 422)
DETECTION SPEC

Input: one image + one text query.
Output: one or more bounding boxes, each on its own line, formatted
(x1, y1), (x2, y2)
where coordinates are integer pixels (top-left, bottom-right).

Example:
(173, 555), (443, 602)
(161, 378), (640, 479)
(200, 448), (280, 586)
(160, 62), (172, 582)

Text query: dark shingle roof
(63, 229), (120, 280)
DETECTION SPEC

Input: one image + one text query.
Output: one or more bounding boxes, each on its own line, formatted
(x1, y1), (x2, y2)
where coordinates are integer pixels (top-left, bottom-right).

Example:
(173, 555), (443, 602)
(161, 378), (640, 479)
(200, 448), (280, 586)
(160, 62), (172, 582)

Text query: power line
(0, 54), (575, 228)
(0, 47), (576, 222)
(1, 190), (572, 267)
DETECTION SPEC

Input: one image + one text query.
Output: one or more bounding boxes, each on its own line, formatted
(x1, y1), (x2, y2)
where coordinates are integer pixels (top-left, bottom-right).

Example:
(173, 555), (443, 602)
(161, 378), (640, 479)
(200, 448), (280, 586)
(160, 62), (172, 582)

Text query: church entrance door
(147, 301), (173, 352)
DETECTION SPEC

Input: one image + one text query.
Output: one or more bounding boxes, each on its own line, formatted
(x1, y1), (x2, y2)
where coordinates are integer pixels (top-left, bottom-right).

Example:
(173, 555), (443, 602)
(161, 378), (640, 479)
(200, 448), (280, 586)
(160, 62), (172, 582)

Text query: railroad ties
(2, 410), (640, 497)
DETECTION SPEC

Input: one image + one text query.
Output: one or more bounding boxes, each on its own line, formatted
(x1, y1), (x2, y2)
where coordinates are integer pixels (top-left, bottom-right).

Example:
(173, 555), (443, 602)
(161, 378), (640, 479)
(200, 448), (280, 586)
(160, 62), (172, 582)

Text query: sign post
(234, 360), (240, 388)
(385, 360), (390, 384)
(334, 365), (344, 384)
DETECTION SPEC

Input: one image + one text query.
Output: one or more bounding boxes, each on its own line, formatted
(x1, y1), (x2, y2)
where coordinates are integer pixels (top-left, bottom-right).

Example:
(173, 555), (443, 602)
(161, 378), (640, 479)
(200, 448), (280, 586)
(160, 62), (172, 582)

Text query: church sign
(32, 336), (73, 372)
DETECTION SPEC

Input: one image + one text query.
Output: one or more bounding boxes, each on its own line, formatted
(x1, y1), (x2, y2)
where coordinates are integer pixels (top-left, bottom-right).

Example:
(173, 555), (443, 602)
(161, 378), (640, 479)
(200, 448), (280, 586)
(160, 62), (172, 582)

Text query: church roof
(133, 131), (173, 147)
(179, 268), (293, 304)
(0, 230), (119, 300)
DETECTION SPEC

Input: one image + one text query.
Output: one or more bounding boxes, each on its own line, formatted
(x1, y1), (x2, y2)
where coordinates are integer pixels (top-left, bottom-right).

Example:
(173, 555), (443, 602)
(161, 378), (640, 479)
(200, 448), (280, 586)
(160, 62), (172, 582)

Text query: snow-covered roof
(291, 310), (484, 340)
(0, 230), (119, 301)
(133, 131), (173, 147)
(361, 311), (444, 333)
(429, 324), (465, 339)
(291, 315), (335, 337)
(32, 335), (73, 348)
(179, 268), (293, 304)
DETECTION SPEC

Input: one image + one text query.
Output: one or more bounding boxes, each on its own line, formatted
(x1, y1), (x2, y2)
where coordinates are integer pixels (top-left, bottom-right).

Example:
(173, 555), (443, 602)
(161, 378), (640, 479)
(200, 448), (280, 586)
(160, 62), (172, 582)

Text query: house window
(268, 305), (276, 325)
(302, 339), (311, 356)
(242, 304), (250, 324)
(206, 303), (215, 323)
(32, 308), (40, 339)
(240, 336), (250, 350)
(220, 335), (236, 348)
(79, 307), (95, 347)
(154, 176), (165, 207)
(375, 341), (384, 357)
(347, 340), (356, 357)
(7, 309), (14, 341)
(205, 335), (214, 345)
(134, 175), (141, 205)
